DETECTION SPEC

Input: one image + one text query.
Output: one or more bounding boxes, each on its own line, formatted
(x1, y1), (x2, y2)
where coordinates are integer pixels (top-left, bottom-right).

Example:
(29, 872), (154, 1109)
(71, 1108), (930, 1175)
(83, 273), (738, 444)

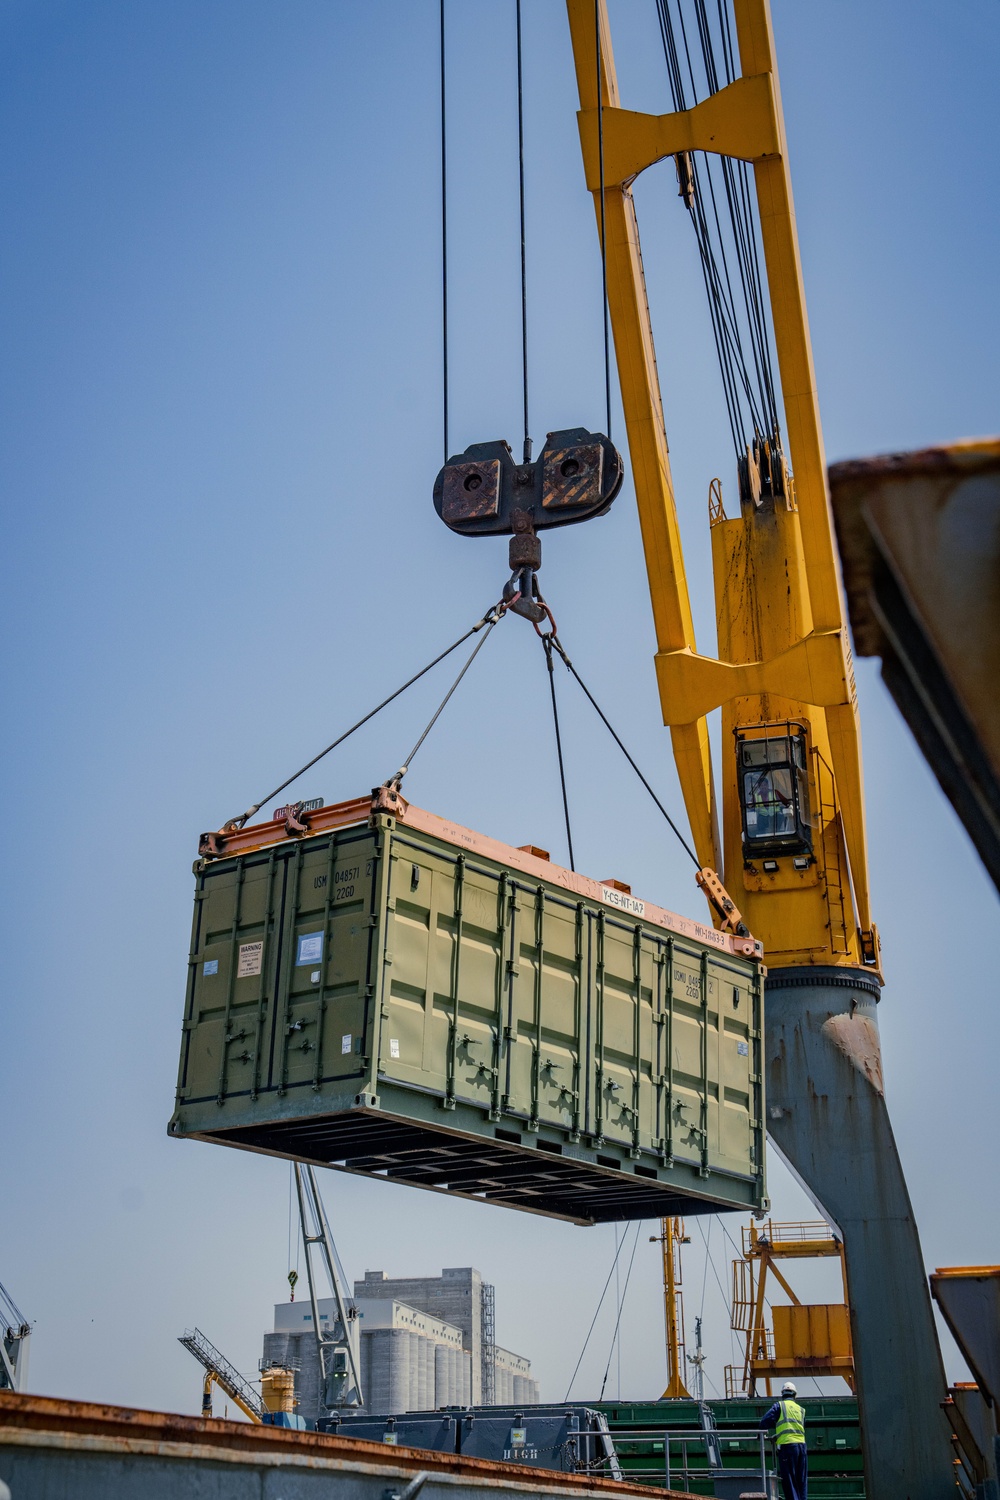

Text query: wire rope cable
(543, 635), (576, 870)
(440, 0), (450, 462)
(599, 1222), (641, 1400)
(223, 602), (502, 830)
(390, 611), (503, 785)
(545, 630), (700, 868)
(515, 0), (531, 462)
(595, 0), (612, 438)
(655, 0), (780, 465)
(564, 1229), (631, 1401)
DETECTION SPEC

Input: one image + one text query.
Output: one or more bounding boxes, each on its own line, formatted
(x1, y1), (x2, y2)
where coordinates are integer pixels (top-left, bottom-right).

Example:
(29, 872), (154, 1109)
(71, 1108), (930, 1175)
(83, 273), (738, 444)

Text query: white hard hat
(781, 1381), (797, 1396)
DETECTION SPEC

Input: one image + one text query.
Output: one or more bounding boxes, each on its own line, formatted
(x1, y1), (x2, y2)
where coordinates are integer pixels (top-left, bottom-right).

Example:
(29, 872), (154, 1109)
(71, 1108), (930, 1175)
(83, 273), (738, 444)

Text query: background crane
(0, 1281), (30, 1395)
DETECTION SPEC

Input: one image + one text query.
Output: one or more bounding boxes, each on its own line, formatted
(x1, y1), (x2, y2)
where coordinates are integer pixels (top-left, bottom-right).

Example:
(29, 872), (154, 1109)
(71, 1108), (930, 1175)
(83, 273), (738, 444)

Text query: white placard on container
(237, 942), (263, 978)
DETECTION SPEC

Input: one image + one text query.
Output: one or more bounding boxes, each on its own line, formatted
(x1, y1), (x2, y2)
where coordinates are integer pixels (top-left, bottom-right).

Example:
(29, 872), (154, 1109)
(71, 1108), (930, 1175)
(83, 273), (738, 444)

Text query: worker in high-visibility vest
(759, 1381), (807, 1500)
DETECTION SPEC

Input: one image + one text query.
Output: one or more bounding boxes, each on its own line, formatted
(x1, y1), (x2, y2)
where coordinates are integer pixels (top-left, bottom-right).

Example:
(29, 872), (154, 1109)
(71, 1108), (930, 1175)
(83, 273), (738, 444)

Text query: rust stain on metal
(441, 459), (502, 523)
(542, 443), (603, 509)
(0, 1393), (693, 1498)
(821, 1012), (884, 1095)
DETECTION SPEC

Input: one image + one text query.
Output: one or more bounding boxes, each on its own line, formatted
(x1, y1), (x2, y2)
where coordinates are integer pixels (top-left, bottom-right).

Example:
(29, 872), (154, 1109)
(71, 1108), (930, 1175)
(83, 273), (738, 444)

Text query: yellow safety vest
(775, 1399), (805, 1446)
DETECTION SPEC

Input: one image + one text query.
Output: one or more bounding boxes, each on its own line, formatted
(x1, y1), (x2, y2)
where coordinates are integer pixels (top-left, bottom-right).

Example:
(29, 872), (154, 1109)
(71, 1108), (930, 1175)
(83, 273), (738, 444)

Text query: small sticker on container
(389, 1038), (400, 1059)
(342, 1034), (352, 1055)
(203, 959), (219, 976)
(737, 1040), (749, 1056)
(510, 1427), (526, 1447)
(296, 932), (323, 966)
(237, 942), (263, 978)
(382, 1433), (398, 1445)
(311, 970), (321, 984)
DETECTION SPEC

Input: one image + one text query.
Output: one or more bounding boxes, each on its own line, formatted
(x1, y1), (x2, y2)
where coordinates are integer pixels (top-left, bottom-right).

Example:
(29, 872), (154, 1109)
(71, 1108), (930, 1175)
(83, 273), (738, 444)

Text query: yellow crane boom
(567, 0), (872, 971)
(564, 5), (953, 1496)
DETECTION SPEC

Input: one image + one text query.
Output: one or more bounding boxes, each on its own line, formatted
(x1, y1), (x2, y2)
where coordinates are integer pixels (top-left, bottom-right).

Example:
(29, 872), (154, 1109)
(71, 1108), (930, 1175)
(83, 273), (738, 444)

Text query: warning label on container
(601, 886), (646, 919)
(342, 1033), (352, 1055)
(203, 959), (219, 976)
(389, 1038), (400, 1059)
(237, 942), (263, 978)
(296, 932), (323, 966)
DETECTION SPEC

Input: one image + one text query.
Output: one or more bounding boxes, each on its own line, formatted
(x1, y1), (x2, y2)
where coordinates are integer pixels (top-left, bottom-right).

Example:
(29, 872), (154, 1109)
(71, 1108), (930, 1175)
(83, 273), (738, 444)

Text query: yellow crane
(564, 5), (953, 1496)
(650, 1218), (691, 1400)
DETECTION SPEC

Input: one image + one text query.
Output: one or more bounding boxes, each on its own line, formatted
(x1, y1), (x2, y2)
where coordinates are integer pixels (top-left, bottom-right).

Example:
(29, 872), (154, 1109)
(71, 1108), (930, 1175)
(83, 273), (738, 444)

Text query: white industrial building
(262, 1265), (539, 1422)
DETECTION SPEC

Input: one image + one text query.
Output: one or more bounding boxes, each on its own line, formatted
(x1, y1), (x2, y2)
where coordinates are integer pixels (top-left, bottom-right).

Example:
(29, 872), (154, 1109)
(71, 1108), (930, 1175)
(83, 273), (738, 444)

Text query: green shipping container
(170, 796), (767, 1223)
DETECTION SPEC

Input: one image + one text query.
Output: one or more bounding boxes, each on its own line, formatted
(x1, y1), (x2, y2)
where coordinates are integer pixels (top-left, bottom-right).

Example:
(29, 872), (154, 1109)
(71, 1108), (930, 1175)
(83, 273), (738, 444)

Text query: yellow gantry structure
(565, 0), (879, 973)
(727, 1220), (855, 1399)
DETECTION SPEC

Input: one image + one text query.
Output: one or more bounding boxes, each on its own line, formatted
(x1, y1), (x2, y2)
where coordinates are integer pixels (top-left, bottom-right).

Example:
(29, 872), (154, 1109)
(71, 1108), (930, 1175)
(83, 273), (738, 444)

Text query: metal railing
(743, 1220), (834, 1253)
(598, 1425), (776, 1494)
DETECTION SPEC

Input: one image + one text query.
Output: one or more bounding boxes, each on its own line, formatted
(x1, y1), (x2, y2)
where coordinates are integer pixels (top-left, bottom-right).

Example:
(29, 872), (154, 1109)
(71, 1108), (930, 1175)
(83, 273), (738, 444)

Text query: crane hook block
(434, 428), (624, 537)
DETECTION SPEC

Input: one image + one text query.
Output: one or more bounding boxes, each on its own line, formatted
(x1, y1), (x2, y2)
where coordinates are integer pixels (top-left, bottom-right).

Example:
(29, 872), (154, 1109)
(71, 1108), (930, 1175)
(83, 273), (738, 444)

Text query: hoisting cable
(520, 594), (748, 933)
(598, 1222), (641, 1401)
(515, 0), (531, 464)
(655, 0), (781, 468)
(563, 1228), (631, 1401)
(384, 607), (503, 791)
(440, 0), (450, 463)
(220, 602), (503, 831)
(595, 0), (612, 439)
(545, 631), (700, 870)
(543, 634), (575, 871)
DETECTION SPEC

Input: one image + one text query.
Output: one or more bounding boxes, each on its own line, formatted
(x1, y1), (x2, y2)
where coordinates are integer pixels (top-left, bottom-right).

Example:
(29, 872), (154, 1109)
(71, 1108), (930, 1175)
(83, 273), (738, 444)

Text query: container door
(376, 846), (439, 1091)
(272, 830), (375, 1095)
(378, 839), (507, 1106)
(590, 917), (655, 1151)
(182, 849), (282, 1105)
(709, 963), (758, 1178)
(532, 894), (583, 1135)
(666, 944), (715, 1169)
(446, 863), (510, 1113)
(505, 887), (583, 1132)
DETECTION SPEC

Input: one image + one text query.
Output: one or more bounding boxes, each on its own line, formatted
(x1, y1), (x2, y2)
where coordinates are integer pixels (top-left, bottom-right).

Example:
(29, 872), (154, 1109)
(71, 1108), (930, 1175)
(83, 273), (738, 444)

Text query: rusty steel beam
(0, 1392), (695, 1500)
(829, 439), (1000, 895)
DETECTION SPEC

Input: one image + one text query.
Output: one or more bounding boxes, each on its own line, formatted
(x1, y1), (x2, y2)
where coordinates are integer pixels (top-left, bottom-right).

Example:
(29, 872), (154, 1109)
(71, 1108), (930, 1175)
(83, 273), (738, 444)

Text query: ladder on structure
(178, 1327), (265, 1422)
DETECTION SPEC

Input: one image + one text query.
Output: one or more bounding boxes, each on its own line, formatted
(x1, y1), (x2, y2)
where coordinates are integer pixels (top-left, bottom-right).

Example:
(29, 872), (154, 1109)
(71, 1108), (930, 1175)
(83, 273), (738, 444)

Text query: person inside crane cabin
(759, 1383), (807, 1500)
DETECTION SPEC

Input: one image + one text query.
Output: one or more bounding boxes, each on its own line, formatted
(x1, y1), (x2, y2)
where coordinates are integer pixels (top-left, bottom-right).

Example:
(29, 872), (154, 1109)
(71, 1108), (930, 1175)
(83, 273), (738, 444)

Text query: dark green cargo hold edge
(170, 798), (767, 1223)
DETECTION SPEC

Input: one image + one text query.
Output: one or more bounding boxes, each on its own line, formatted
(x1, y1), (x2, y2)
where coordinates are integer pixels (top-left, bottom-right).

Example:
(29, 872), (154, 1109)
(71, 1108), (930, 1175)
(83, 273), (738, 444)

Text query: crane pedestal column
(764, 967), (953, 1500)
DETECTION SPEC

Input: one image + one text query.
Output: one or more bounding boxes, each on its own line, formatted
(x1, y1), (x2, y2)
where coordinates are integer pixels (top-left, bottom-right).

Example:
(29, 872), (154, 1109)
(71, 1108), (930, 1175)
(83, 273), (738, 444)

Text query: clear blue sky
(2, 0), (998, 1413)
